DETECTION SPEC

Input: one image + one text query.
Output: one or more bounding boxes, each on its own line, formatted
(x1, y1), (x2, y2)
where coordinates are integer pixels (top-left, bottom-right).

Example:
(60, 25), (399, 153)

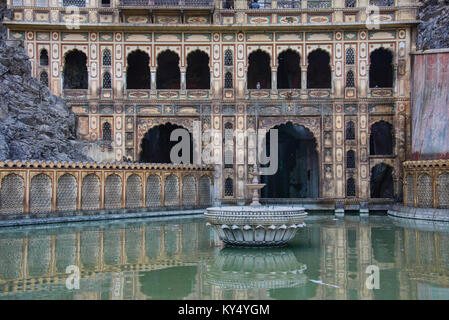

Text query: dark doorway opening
(307, 49), (331, 89)
(126, 50), (151, 89)
(261, 122), (319, 198)
(140, 123), (193, 164)
(277, 49), (301, 89)
(186, 50), (210, 89)
(156, 50), (181, 89)
(370, 163), (394, 198)
(63, 50), (88, 89)
(370, 121), (393, 155)
(247, 50), (271, 89)
(369, 48), (393, 88)
(40, 49), (49, 66)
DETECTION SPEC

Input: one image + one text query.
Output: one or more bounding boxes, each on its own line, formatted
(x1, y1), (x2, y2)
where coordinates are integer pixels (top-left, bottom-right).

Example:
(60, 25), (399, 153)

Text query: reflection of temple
(1, 216), (449, 300)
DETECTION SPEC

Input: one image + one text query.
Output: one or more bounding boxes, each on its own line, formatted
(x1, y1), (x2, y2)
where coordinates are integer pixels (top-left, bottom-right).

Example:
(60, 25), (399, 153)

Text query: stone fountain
(205, 165), (307, 246)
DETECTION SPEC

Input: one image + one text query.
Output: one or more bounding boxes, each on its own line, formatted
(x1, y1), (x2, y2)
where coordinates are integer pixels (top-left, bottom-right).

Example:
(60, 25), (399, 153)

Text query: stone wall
(0, 0), (90, 162)
(417, 0), (449, 50)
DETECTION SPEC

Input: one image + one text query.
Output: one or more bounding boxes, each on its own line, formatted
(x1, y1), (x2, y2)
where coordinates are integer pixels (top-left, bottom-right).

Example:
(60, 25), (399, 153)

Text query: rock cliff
(0, 0), (90, 161)
(417, 0), (449, 50)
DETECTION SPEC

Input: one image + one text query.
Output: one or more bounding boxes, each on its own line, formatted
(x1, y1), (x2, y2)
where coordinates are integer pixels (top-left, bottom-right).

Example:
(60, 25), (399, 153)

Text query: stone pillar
(301, 64), (307, 90)
(181, 67), (186, 91)
(271, 68), (277, 94)
(150, 67), (156, 89)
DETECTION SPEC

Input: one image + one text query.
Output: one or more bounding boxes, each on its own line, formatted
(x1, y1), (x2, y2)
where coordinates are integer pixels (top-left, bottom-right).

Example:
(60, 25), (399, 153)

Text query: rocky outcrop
(417, 0), (449, 50)
(0, 0), (90, 161)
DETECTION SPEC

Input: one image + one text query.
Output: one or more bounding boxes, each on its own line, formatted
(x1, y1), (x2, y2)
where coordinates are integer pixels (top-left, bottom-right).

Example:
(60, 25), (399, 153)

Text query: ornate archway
(138, 120), (194, 164)
(259, 120), (320, 199)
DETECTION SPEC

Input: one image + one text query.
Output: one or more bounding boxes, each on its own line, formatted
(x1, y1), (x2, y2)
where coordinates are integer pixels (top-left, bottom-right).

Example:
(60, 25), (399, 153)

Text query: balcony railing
(307, 0), (331, 8)
(119, 0), (214, 7)
(370, 0), (394, 6)
(277, 0), (302, 8)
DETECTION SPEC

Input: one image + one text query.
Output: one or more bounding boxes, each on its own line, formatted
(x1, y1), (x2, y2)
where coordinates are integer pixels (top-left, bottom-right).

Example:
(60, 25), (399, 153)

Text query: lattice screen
(438, 173), (449, 209)
(182, 175), (196, 205)
(125, 227), (142, 264)
(199, 176), (211, 205)
(63, 0), (86, 7)
(81, 174), (100, 210)
(146, 175), (161, 206)
(30, 174), (52, 214)
(102, 49), (112, 66)
(0, 239), (23, 279)
(105, 174), (122, 209)
(146, 226), (161, 259)
(103, 229), (121, 266)
(126, 175), (142, 208)
(417, 174), (433, 208)
(80, 231), (100, 270)
(164, 226), (178, 258)
(406, 174), (414, 207)
(55, 234), (76, 272)
(57, 174), (77, 212)
(164, 175), (179, 206)
(0, 174), (24, 214)
(27, 236), (51, 277)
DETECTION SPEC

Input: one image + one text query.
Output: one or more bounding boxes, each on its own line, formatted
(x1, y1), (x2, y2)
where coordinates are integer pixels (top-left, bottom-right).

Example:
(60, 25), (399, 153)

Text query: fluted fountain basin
(205, 248), (308, 290)
(205, 206), (307, 246)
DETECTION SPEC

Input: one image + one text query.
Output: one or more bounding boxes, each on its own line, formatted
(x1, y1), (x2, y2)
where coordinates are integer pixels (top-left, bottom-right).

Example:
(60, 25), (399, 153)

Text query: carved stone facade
(4, 0), (419, 203)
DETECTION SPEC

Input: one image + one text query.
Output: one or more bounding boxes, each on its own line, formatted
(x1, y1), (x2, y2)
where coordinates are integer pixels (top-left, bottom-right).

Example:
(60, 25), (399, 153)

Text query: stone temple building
(3, 0), (421, 207)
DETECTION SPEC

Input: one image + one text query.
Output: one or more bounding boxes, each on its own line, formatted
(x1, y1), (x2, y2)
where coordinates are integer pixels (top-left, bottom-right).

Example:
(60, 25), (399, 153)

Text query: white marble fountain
(205, 165), (307, 246)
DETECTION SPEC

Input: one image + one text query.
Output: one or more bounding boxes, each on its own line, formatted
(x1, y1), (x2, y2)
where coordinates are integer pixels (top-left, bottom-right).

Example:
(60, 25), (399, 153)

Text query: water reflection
(0, 215), (448, 300)
(206, 248), (307, 290)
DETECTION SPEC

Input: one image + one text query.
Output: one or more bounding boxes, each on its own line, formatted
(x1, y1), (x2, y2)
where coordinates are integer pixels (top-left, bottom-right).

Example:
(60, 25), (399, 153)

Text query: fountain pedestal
(205, 165), (307, 246)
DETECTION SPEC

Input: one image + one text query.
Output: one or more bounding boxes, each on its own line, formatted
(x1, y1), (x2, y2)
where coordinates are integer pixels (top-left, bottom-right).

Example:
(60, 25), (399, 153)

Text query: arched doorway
(156, 50), (181, 89)
(139, 123), (193, 164)
(186, 50), (210, 89)
(369, 48), (393, 88)
(63, 50), (88, 89)
(307, 49), (331, 89)
(126, 50), (151, 89)
(370, 121), (393, 155)
(261, 122), (319, 198)
(247, 50), (271, 89)
(370, 163), (394, 198)
(277, 49), (301, 89)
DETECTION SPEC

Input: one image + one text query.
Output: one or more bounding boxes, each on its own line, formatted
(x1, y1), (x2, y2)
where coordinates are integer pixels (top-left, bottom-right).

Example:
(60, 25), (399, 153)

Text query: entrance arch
(370, 163), (394, 198)
(139, 123), (193, 164)
(261, 122), (319, 198)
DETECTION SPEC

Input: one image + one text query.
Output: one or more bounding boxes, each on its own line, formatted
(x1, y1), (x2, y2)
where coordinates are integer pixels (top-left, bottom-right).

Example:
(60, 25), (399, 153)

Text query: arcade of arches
(60, 48), (395, 93)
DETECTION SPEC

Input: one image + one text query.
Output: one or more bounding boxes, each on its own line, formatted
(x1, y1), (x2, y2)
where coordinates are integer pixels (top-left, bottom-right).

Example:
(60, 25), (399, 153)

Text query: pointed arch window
(346, 48), (355, 65)
(103, 72), (112, 89)
(40, 49), (49, 66)
(224, 178), (234, 197)
(102, 122), (112, 141)
(102, 49), (112, 66)
(346, 70), (355, 88)
(224, 49), (233, 66)
(347, 177), (356, 197)
(224, 72), (233, 89)
(346, 121), (355, 140)
(347, 150), (355, 169)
